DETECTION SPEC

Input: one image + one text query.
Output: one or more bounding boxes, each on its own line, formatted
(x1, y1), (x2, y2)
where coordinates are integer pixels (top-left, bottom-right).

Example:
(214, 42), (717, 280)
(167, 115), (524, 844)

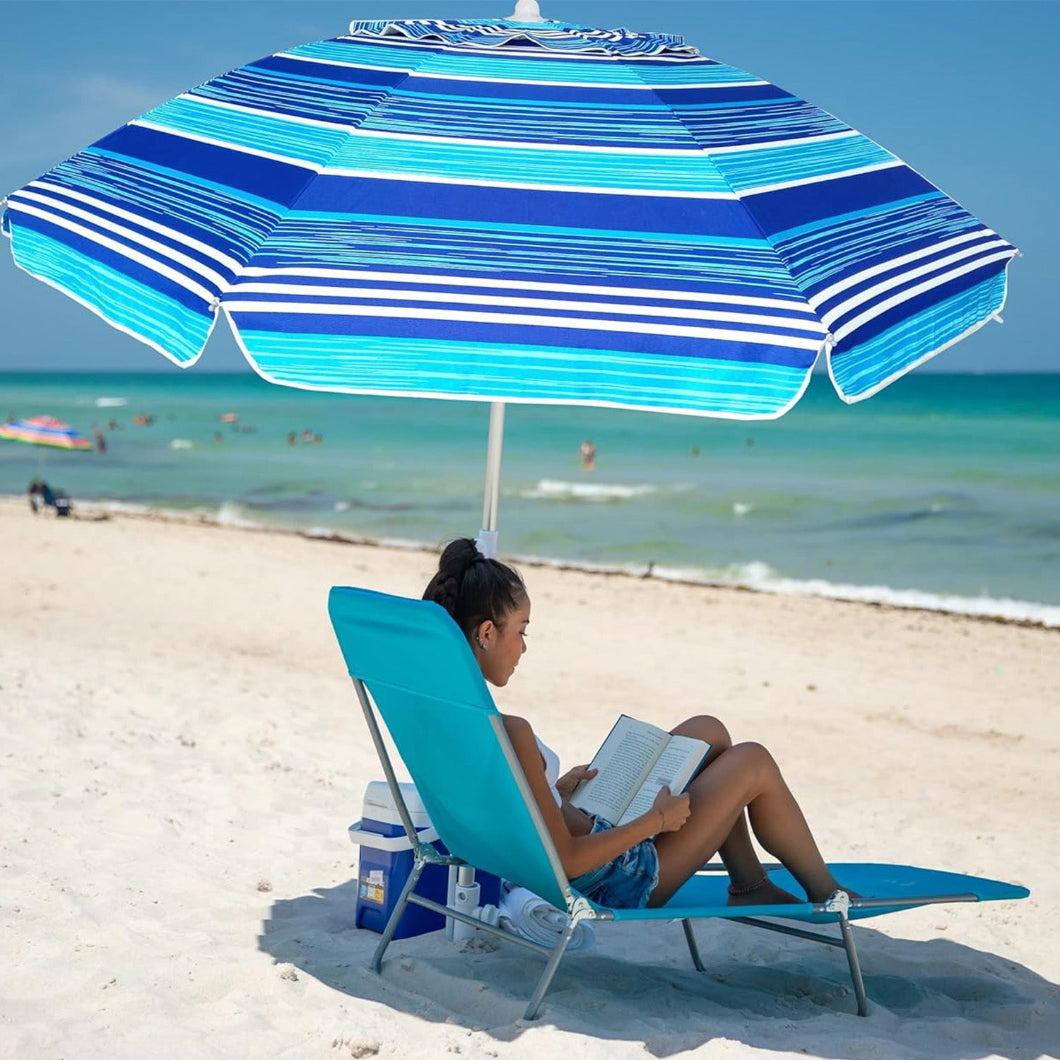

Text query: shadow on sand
(259, 881), (1058, 1059)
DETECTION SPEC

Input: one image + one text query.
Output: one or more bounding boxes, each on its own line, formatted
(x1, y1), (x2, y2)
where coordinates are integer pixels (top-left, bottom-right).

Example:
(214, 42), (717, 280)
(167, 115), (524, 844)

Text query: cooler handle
(348, 821), (440, 851)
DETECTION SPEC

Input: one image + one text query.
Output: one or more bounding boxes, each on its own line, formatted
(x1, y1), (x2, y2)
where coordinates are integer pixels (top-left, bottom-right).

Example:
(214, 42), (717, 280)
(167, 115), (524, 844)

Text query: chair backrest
(329, 585), (571, 910)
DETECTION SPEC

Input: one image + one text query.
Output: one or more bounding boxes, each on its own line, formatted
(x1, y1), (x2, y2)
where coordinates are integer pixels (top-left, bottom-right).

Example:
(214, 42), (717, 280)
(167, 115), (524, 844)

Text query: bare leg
(649, 740), (843, 907)
(669, 718), (799, 903)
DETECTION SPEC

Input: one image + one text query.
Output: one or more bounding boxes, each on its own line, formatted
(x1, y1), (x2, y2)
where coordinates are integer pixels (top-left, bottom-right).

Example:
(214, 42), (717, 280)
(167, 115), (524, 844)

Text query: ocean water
(2, 370), (1058, 625)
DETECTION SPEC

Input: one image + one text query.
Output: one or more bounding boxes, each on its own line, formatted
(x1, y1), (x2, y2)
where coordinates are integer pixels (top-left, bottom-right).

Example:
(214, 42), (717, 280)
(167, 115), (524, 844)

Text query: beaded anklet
(727, 873), (769, 897)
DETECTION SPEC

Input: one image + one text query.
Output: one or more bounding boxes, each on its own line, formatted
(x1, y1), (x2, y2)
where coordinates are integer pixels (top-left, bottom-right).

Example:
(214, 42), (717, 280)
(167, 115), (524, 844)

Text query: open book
(569, 714), (710, 828)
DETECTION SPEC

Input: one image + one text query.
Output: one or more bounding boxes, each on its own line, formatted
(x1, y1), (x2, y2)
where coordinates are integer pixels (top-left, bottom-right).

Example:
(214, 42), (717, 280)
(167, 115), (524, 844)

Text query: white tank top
(535, 735), (563, 807)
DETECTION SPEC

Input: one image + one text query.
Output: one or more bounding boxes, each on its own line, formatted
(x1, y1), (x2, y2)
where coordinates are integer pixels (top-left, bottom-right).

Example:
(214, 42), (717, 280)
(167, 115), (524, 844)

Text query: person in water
(423, 538), (854, 910)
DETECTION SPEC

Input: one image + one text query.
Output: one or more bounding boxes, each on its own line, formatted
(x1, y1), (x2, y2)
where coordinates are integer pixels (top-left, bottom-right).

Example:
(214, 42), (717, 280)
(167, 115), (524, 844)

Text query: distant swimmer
(579, 438), (597, 471)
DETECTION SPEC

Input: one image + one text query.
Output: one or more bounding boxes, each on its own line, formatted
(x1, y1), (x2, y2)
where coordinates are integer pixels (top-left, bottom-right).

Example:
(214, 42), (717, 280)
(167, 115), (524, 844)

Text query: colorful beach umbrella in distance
(0, 415), (94, 451)
(0, 3), (1018, 553)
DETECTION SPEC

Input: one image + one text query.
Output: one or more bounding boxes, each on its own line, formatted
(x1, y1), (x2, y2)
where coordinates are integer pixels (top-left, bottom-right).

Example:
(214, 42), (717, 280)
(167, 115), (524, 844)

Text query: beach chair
(328, 585), (1029, 1019)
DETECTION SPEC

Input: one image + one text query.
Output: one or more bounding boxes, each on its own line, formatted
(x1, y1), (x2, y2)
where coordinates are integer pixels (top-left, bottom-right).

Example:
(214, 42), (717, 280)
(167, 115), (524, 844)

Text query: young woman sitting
(423, 538), (854, 910)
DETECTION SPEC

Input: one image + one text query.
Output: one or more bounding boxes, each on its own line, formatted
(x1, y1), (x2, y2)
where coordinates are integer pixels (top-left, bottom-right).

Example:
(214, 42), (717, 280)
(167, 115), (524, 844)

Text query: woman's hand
(556, 764), (597, 800)
(650, 785), (691, 833)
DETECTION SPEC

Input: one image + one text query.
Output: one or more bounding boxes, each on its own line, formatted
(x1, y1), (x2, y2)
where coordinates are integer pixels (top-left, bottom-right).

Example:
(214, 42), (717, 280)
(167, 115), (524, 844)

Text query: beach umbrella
(0, 415), (94, 451)
(1, 4), (1017, 553)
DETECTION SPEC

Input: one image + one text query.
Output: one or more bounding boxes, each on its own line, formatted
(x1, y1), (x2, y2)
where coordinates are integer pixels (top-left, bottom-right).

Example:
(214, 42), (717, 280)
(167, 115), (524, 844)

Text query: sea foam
(514, 553), (1060, 626)
(521, 479), (658, 502)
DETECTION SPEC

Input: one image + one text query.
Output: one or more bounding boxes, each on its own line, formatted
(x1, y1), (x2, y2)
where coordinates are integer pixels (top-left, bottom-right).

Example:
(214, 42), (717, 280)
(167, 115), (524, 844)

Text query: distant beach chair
(328, 585), (1030, 1019)
(28, 479), (72, 517)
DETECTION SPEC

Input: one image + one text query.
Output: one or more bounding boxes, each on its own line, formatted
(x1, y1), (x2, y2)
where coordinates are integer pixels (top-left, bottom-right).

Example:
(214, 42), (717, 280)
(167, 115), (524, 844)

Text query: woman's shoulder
(502, 713), (533, 741)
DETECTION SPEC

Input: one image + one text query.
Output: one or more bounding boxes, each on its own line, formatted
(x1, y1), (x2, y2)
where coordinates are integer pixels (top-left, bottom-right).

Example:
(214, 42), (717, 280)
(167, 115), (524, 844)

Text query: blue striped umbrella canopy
(1, 13), (1016, 543)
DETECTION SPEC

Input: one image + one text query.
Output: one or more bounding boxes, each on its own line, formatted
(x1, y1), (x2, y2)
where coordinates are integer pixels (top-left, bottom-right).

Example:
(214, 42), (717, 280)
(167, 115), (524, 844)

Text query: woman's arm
(503, 715), (689, 881)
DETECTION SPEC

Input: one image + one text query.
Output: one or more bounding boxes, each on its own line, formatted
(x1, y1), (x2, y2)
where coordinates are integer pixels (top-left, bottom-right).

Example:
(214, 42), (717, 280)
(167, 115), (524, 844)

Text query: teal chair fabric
(329, 585), (570, 909)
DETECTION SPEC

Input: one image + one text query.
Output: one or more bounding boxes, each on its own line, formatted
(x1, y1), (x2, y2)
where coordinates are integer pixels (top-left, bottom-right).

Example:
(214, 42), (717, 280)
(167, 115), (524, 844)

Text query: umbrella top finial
(506, 0), (547, 21)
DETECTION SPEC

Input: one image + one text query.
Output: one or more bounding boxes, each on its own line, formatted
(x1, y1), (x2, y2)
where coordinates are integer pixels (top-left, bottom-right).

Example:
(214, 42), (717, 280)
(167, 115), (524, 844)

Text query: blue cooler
(349, 781), (501, 939)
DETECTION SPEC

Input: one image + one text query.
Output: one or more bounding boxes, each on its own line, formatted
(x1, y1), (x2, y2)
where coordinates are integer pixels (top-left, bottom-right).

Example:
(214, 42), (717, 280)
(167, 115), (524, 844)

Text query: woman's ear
(473, 619), (494, 652)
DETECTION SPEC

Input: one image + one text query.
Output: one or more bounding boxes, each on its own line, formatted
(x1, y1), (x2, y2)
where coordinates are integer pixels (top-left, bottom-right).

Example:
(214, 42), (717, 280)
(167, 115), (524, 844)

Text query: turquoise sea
(2, 370), (1058, 625)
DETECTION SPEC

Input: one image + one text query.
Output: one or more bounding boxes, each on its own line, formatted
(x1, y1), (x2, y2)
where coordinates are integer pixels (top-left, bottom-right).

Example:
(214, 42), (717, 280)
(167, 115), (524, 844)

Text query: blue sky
(1, 0), (1056, 373)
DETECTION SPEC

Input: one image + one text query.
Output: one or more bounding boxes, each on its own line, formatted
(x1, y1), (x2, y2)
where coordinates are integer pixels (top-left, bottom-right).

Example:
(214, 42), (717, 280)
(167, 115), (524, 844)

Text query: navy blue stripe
(294, 176), (762, 237)
(93, 125), (313, 208)
(651, 84), (792, 105)
(251, 54), (409, 89)
(225, 309), (817, 368)
(748, 167), (938, 237)
(226, 292), (817, 342)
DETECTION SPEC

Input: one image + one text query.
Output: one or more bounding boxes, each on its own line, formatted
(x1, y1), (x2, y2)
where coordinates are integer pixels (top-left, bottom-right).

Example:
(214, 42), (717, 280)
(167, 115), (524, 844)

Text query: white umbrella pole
(476, 401), (506, 558)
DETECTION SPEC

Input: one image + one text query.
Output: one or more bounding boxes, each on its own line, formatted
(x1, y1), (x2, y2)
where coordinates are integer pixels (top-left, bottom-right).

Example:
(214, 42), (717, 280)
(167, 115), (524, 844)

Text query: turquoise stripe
(326, 133), (729, 192)
(388, 87), (674, 111)
(625, 63), (759, 86)
(12, 227), (209, 364)
(259, 219), (801, 294)
(715, 135), (896, 193)
(359, 94), (702, 146)
(145, 97), (731, 194)
(235, 330), (809, 417)
(831, 272), (1007, 399)
(409, 54), (756, 87)
(412, 52), (651, 84)
(144, 97), (346, 167)
(770, 192), (943, 244)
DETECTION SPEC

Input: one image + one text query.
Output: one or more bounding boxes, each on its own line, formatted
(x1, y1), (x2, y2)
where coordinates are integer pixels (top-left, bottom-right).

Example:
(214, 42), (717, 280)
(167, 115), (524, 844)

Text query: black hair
(422, 538), (525, 643)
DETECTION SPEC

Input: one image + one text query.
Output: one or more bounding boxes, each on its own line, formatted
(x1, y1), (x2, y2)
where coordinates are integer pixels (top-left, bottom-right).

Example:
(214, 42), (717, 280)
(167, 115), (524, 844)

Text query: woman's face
(476, 592), (530, 687)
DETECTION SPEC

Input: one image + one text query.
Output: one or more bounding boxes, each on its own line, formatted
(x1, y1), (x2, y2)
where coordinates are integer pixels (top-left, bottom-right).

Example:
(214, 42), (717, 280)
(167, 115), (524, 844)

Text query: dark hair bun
(423, 537), (524, 643)
(426, 538), (481, 617)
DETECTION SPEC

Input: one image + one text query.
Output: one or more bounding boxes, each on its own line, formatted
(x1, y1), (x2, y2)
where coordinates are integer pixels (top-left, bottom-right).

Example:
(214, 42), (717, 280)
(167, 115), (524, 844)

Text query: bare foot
(726, 879), (803, 907)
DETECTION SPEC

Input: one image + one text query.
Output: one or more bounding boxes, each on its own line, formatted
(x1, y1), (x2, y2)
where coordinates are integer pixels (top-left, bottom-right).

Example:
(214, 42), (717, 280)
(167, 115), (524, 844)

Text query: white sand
(1, 496), (1057, 1059)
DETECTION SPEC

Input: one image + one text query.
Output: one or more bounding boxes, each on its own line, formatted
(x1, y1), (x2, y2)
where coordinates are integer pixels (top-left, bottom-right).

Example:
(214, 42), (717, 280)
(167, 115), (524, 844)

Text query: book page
(617, 734), (710, 826)
(569, 715), (669, 823)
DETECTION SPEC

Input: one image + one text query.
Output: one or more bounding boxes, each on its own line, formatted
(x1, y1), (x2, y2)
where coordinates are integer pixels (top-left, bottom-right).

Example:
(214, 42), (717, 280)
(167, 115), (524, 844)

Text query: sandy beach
(1, 495), (1057, 1059)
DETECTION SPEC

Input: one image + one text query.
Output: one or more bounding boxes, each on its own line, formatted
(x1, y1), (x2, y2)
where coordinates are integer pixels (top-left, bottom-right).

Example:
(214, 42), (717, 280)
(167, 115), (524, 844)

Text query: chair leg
(729, 909), (871, 1016)
(836, 910), (869, 1016)
(682, 919), (706, 972)
(523, 923), (577, 1020)
(370, 859), (426, 973)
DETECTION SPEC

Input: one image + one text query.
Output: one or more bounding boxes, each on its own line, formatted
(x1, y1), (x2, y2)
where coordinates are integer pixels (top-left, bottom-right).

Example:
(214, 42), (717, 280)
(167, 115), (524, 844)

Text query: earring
(476, 636), (487, 651)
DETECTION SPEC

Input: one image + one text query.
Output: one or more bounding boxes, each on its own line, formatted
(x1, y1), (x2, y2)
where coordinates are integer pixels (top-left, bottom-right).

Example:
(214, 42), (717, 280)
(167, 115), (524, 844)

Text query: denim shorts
(569, 817), (660, 909)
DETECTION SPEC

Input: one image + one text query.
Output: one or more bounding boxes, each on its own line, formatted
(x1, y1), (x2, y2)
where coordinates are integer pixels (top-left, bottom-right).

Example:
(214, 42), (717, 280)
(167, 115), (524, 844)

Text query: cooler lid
(362, 780), (432, 828)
